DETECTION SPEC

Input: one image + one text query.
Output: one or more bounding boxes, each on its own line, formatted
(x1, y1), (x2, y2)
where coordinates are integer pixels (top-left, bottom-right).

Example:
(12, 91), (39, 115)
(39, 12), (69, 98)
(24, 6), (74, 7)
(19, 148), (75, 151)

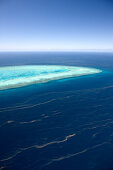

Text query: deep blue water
(0, 52), (113, 170)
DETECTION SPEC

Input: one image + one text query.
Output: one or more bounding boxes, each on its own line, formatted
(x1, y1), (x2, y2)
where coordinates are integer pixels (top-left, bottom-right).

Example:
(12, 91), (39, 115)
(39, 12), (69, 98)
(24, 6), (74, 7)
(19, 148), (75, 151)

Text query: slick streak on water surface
(1, 80), (113, 113)
(1, 80), (113, 169)
(40, 142), (108, 170)
(0, 99), (56, 113)
(0, 113), (113, 169)
(0, 134), (76, 162)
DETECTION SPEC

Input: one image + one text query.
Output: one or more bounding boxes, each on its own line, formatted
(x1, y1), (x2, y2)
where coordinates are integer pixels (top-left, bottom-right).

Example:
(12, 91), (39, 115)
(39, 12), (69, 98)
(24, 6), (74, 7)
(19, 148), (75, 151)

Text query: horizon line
(0, 49), (113, 53)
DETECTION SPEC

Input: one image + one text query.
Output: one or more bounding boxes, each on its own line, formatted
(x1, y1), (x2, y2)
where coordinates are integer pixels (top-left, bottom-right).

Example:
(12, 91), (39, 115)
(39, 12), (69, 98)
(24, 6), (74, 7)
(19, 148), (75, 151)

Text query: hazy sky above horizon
(0, 0), (113, 51)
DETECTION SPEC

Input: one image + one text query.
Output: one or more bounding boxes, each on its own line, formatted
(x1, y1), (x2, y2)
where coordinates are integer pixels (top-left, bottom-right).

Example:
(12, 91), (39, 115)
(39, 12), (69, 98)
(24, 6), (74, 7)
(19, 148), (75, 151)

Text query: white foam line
(40, 142), (107, 169)
(0, 99), (56, 112)
(19, 119), (41, 124)
(0, 120), (15, 128)
(35, 134), (76, 149)
(0, 134), (76, 162)
(0, 94), (77, 113)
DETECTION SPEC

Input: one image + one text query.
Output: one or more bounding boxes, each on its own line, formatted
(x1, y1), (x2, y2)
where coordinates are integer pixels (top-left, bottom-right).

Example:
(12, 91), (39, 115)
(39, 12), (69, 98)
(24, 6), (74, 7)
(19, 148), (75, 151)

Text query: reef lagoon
(1, 52), (113, 170)
(0, 65), (101, 90)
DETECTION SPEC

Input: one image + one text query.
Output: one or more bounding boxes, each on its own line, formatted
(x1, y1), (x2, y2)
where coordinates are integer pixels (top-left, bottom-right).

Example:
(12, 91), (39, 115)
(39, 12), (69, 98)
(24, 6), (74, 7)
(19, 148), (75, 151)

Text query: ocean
(0, 52), (113, 170)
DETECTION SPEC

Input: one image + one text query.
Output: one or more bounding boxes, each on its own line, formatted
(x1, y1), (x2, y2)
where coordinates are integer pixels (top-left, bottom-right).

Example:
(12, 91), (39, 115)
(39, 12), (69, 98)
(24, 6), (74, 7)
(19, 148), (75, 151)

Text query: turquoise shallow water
(0, 52), (113, 170)
(0, 65), (101, 90)
(0, 66), (68, 80)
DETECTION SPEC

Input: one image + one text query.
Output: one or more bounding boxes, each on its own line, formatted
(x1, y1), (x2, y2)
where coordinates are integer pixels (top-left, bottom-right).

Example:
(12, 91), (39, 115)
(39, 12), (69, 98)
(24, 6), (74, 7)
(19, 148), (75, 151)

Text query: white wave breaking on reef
(0, 65), (102, 90)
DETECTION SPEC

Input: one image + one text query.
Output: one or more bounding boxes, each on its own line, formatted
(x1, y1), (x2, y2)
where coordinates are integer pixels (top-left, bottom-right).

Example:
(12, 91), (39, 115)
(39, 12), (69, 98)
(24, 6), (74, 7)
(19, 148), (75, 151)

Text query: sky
(0, 0), (113, 52)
